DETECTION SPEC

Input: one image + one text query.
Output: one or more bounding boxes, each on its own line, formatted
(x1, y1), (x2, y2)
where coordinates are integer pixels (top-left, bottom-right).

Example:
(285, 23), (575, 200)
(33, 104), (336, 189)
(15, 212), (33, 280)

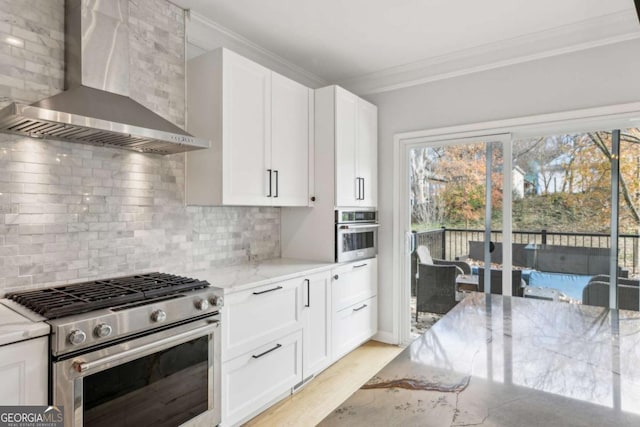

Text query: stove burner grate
(6, 273), (209, 319)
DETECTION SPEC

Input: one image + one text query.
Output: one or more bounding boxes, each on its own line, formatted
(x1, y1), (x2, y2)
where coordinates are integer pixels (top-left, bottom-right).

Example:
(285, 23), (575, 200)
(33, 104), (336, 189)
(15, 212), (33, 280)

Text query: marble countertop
(321, 293), (640, 426)
(177, 258), (336, 294)
(0, 300), (50, 346)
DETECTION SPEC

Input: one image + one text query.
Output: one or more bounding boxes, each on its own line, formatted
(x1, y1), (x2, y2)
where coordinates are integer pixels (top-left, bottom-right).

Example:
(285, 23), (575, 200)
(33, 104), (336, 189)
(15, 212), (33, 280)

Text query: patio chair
(582, 281), (639, 311)
(416, 263), (458, 317)
(477, 267), (525, 297)
(588, 275), (639, 287)
(417, 246), (471, 275)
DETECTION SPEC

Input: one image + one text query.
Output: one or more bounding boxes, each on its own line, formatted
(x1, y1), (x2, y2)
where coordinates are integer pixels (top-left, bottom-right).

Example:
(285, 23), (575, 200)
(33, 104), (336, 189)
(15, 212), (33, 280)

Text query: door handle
(267, 169), (272, 197)
(353, 263), (367, 269)
(305, 279), (310, 307)
(274, 170), (279, 198)
(361, 178), (365, 201)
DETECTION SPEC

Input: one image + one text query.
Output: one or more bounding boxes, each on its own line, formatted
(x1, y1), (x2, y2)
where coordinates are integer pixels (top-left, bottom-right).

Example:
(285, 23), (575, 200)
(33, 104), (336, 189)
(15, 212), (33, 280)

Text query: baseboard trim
(373, 330), (398, 345)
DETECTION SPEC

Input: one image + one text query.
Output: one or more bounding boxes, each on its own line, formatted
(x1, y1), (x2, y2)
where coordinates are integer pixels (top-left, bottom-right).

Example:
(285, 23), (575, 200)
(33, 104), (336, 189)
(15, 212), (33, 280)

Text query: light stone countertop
(321, 293), (640, 426)
(0, 300), (50, 346)
(177, 258), (337, 294)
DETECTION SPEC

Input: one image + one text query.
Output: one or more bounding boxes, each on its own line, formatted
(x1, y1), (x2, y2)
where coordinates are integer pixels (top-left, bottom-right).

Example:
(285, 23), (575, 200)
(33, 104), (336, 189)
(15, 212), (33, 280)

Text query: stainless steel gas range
(3, 273), (222, 427)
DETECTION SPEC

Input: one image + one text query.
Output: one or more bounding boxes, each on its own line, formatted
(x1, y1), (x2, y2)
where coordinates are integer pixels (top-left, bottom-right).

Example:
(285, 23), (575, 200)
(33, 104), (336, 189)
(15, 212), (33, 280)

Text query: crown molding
(185, 11), (327, 88)
(341, 10), (640, 95)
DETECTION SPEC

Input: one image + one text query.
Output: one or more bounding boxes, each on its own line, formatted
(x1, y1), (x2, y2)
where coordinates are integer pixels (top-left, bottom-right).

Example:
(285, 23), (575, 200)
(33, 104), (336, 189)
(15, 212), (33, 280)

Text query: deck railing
(413, 227), (640, 274)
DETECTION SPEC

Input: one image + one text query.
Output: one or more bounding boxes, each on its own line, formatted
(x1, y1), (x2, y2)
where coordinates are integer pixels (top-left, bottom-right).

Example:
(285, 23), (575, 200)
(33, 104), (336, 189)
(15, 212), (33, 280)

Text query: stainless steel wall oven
(335, 209), (379, 262)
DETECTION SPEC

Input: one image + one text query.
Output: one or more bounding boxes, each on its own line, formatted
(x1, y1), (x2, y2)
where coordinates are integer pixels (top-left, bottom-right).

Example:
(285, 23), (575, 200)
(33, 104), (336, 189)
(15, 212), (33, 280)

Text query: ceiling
(173, 0), (639, 88)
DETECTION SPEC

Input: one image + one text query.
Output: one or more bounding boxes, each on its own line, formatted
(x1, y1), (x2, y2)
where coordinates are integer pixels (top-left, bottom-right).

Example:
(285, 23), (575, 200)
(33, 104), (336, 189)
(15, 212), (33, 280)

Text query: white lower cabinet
(332, 258), (377, 311)
(222, 330), (303, 426)
(223, 277), (302, 361)
(0, 337), (48, 405)
(332, 296), (378, 361)
(220, 264), (377, 425)
(302, 271), (332, 381)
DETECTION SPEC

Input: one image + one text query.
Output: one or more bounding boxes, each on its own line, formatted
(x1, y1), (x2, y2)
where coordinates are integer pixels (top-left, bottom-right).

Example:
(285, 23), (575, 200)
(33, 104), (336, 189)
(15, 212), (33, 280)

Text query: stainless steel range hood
(0, 0), (209, 155)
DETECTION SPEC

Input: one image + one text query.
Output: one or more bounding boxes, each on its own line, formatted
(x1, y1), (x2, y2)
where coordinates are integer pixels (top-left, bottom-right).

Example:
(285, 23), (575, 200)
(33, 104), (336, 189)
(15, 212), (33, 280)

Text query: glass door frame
(397, 133), (512, 345)
(393, 104), (640, 346)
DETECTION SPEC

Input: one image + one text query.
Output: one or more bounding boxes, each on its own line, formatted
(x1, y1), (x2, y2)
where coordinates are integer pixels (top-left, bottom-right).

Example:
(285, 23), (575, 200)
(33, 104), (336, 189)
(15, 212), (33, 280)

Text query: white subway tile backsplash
(0, 0), (281, 293)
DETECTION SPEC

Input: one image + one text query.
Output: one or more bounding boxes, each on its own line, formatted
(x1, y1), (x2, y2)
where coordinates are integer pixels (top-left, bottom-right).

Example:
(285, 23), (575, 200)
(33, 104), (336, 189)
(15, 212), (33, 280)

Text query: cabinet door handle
(253, 286), (283, 295)
(353, 263), (367, 269)
(267, 169), (272, 197)
(361, 177), (365, 201)
(355, 177), (360, 200)
(252, 343), (282, 359)
(333, 274), (339, 280)
(353, 304), (368, 312)
(305, 279), (310, 307)
(274, 170), (279, 198)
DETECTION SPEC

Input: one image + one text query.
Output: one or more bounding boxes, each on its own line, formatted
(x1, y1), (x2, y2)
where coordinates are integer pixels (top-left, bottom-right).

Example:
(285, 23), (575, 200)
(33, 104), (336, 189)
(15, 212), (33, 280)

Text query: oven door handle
(338, 223), (380, 230)
(73, 320), (220, 374)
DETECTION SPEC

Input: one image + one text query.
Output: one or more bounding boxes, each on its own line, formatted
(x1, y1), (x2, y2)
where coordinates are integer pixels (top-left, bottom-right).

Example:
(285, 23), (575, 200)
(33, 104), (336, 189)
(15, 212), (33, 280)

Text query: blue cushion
(528, 271), (592, 301)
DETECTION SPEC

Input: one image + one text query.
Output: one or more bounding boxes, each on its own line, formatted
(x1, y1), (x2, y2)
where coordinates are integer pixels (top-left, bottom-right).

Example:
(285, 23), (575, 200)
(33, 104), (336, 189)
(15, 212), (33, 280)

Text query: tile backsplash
(0, 0), (280, 293)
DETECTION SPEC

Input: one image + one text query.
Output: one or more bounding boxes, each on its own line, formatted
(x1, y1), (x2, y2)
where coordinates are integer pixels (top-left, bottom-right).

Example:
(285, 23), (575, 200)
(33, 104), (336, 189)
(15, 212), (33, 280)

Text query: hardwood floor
(243, 340), (403, 427)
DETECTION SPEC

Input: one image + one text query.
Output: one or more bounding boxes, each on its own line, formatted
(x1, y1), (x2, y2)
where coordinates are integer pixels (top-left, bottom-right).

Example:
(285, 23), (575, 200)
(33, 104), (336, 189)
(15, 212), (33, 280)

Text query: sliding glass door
(407, 136), (507, 337)
(511, 128), (640, 311)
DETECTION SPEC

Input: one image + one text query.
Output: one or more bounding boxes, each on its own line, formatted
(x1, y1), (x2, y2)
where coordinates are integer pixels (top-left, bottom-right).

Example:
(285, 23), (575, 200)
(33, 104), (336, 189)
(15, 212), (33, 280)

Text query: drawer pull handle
(252, 343), (282, 359)
(253, 286), (283, 295)
(353, 264), (367, 269)
(353, 304), (368, 312)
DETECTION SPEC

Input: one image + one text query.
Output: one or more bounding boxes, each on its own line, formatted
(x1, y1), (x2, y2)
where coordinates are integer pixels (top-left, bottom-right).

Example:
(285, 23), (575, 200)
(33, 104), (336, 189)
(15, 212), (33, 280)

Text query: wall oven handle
(353, 263), (367, 269)
(253, 285), (283, 295)
(252, 343), (282, 359)
(338, 223), (380, 230)
(72, 320), (220, 374)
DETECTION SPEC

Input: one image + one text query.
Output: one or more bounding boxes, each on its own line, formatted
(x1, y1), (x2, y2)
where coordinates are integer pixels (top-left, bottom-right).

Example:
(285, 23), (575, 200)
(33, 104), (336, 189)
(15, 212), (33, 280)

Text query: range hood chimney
(0, 0), (209, 154)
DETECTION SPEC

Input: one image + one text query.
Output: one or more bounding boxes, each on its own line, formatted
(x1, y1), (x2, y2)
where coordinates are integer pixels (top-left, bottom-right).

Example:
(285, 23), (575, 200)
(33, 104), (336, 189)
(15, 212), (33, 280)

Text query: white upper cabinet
(186, 48), (311, 207)
(335, 88), (359, 207)
(322, 86), (378, 208)
(356, 98), (378, 207)
(271, 72), (312, 207)
(222, 53), (272, 206)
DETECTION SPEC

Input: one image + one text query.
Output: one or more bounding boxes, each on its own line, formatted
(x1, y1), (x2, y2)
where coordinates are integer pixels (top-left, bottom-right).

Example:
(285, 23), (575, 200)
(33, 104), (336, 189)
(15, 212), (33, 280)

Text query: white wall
(185, 13), (326, 89)
(365, 39), (640, 339)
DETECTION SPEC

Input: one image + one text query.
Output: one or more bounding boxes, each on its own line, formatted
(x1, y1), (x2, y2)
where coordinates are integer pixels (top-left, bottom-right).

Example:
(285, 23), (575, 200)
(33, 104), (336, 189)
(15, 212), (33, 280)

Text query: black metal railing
(413, 227), (640, 274)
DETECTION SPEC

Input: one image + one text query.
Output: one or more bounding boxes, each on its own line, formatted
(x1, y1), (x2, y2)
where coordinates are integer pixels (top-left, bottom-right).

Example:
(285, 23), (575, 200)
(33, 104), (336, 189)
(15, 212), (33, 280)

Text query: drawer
(332, 296), (377, 361)
(332, 258), (377, 311)
(222, 330), (302, 426)
(223, 277), (302, 361)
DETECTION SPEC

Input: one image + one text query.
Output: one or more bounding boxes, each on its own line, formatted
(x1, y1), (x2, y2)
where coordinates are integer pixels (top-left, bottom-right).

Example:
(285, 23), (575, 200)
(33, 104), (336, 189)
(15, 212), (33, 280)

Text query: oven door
(53, 316), (221, 427)
(336, 223), (379, 262)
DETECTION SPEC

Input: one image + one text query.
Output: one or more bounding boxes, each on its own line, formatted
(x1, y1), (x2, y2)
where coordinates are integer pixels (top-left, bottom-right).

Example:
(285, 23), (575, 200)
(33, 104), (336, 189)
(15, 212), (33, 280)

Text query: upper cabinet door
(356, 99), (377, 207)
(335, 88), (359, 207)
(222, 51), (272, 206)
(271, 73), (310, 207)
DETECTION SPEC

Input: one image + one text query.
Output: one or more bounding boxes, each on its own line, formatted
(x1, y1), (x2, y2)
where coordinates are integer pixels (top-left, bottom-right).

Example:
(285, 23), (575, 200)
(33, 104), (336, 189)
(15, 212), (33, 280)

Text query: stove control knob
(194, 299), (209, 311)
(94, 324), (112, 338)
(209, 296), (224, 307)
(151, 309), (167, 323)
(68, 329), (87, 346)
